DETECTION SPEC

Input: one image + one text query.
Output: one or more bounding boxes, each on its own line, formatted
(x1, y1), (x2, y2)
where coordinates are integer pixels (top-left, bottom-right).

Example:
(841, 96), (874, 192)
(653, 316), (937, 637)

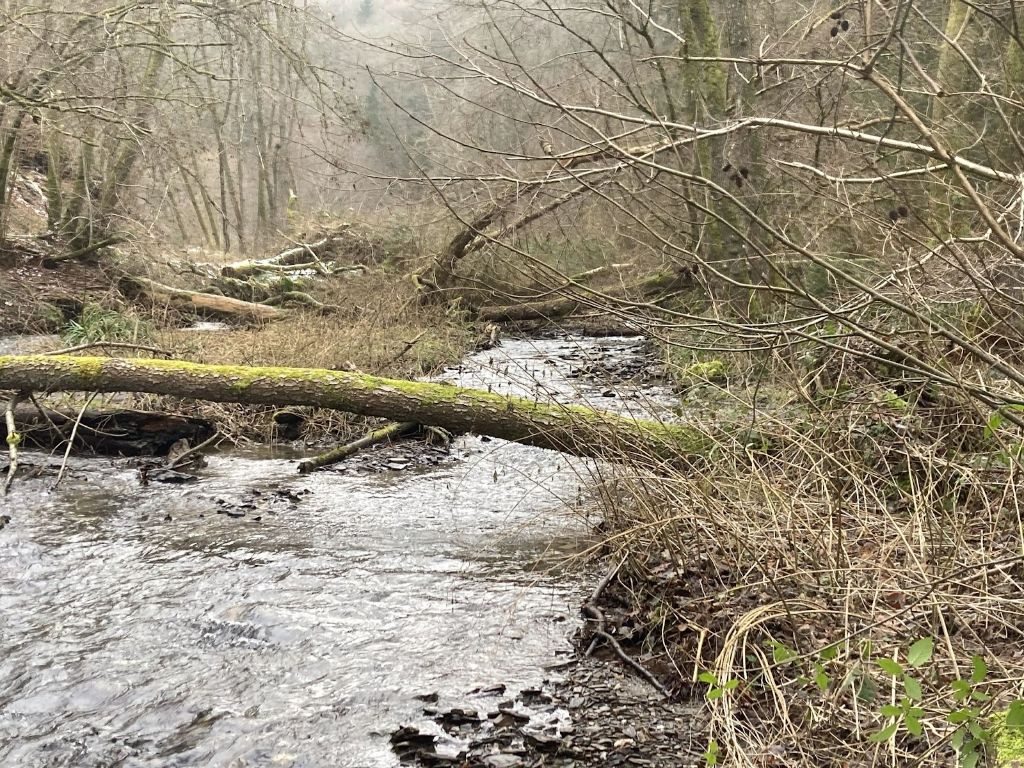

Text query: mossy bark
(0, 355), (710, 462)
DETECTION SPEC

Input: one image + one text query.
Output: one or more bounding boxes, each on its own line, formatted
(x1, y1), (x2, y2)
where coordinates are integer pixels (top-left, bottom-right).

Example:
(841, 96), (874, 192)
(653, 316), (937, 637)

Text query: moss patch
(993, 706), (1024, 767)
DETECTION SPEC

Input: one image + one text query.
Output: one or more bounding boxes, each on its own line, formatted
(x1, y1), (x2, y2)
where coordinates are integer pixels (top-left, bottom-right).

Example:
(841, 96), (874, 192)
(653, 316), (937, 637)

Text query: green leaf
(906, 715), (922, 737)
(707, 688), (723, 701)
(963, 751), (980, 768)
(948, 708), (974, 724)
(985, 411), (1004, 439)
(723, 678), (739, 691)
(968, 721), (987, 741)
(907, 637), (934, 668)
(772, 643), (796, 664)
(904, 676), (923, 702)
(970, 655), (988, 684)
(878, 658), (903, 676)
(952, 679), (972, 702)
(815, 669), (829, 693)
(951, 726), (966, 749)
(857, 676), (878, 703)
(698, 671), (718, 685)
(1007, 700), (1024, 729)
(820, 644), (839, 662)
(703, 739), (719, 767)
(881, 704), (903, 717)
(869, 721), (900, 743)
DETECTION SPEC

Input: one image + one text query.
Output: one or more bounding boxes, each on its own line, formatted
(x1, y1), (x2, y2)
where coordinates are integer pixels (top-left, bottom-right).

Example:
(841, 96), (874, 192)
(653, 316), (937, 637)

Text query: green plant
(947, 655), (993, 768)
(61, 304), (154, 345)
(702, 738), (720, 766)
(870, 635), (931, 742)
(698, 670), (740, 701)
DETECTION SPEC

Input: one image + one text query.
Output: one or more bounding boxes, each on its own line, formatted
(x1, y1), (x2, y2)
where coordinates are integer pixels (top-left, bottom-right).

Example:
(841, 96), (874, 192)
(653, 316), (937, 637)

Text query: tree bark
(0, 355), (708, 462)
(119, 276), (285, 321)
(3, 404), (214, 456)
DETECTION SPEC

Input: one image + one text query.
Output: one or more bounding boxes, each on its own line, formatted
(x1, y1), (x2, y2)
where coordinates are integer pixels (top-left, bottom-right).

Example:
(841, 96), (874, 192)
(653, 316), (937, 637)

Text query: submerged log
(3, 403), (215, 456)
(0, 355), (708, 462)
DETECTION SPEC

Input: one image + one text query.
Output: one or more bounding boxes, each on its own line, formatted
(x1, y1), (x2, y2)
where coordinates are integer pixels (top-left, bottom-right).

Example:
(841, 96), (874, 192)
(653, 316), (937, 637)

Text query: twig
(387, 331), (428, 365)
(3, 391), (26, 495)
(44, 341), (173, 357)
(46, 236), (124, 263)
(51, 393), (97, 492)
(168, 430), (223, 469)
(581, 556), (671, 698)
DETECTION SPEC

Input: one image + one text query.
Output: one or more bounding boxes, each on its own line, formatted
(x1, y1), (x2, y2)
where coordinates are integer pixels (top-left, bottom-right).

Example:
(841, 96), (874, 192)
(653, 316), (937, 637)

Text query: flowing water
(0, 336), (670, 767)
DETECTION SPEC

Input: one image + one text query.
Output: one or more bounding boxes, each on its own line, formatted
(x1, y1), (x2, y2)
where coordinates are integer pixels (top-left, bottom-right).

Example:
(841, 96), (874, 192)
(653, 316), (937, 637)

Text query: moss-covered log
(0, 355), (708, 462)
(297, 421), (418, 473)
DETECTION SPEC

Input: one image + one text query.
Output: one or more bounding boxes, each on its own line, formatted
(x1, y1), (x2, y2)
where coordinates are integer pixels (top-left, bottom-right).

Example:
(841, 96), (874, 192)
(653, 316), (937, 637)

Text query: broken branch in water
(52, 393), (98, 491)
(168, 431), (224, 470)
(3, 391), (25, 495)
(297, 421), (419, 474)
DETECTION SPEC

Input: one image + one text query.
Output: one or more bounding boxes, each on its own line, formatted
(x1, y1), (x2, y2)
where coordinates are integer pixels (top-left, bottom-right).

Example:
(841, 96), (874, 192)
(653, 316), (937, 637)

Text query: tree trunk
(119, 276), (285, 321)
(2, 404), (214, 456)
(477, 266), (696, 322)
(0, 355), (708, 462)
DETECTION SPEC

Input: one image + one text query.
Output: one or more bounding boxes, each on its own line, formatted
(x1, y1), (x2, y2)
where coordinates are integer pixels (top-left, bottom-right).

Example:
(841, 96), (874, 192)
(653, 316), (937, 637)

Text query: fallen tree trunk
(0, 355), (708, 462)
(120, 276), (285, 321)
(3, 403), (215, 456)
(477, 266), (697, 323)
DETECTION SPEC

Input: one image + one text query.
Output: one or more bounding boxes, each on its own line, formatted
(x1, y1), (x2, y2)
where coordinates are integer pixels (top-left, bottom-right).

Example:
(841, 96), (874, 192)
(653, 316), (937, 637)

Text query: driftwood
(2, 403), (215, 456)
(0, 355), (708, 462)
(120, 275), (285, 321)
(297, 421), (419, 474)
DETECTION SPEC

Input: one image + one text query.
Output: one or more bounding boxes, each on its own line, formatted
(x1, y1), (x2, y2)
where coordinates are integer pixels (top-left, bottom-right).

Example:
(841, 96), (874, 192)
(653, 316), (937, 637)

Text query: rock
(144, 468), (198, 483)
(481, 755), (524, 768)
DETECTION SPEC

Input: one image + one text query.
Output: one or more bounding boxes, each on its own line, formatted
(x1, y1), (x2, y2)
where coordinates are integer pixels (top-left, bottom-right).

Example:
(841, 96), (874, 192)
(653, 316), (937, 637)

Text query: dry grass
(584, 337), (1024, 767)
(142, 268), (476, 443)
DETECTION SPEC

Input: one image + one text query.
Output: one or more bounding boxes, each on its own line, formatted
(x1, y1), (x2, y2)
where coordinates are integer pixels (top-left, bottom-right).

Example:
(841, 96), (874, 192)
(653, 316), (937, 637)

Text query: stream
(0, 336), (671, 767)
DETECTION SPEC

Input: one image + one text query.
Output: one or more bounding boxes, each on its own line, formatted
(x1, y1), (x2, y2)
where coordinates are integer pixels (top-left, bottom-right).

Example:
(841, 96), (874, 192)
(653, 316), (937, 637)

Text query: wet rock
(389, 726), (437, 762)
(144, 468), (198, 484)
(394, 657), (703, 768)
(481, 755), (523, 768)
(206, 483), (311, 520)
